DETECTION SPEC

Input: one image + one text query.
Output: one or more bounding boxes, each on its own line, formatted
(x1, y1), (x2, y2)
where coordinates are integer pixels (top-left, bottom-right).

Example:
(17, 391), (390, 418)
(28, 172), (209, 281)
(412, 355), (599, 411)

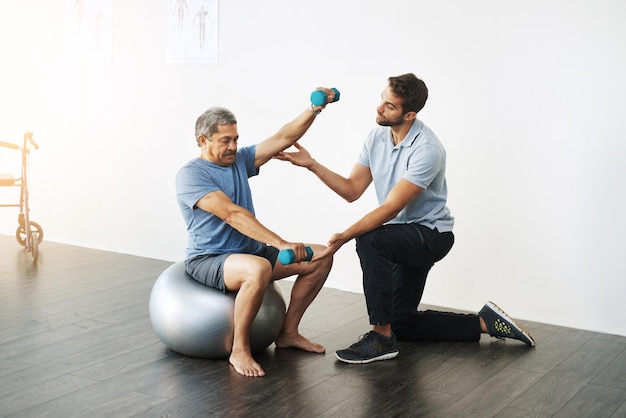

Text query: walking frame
(0, 131), (43, 263)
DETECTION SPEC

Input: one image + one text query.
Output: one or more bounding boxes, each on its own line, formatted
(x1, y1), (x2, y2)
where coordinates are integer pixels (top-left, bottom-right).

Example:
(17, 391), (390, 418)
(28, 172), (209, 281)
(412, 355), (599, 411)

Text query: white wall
(1, 0), (625, 336)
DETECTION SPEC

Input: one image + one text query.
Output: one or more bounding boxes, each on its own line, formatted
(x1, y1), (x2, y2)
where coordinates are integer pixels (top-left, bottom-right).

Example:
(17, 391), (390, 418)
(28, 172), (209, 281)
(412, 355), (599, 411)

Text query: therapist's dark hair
(388, 73), (428, 114)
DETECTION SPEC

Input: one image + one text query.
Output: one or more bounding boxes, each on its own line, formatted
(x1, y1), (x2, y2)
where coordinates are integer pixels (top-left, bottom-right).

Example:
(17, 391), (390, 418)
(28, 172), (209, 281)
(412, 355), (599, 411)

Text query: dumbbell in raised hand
(278, 246), (314, 265)
(310, 88), (340, 106)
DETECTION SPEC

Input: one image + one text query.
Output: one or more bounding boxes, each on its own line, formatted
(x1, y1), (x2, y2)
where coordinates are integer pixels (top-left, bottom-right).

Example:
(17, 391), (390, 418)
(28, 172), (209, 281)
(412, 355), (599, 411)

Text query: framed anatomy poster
(166, 0), (218, 64)
(68, 0), (113, 62)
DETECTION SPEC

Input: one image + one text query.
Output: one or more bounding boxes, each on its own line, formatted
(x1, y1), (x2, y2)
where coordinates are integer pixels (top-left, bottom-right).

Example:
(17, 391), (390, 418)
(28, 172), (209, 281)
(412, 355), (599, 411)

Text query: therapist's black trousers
(355, 223), (480, 342)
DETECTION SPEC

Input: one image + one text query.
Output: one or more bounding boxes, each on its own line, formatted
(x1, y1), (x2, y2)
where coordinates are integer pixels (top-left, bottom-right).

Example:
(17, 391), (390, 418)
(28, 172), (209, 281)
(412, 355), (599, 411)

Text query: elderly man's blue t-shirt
(357, 119), (454, 232)
(176, 145), (264, 259)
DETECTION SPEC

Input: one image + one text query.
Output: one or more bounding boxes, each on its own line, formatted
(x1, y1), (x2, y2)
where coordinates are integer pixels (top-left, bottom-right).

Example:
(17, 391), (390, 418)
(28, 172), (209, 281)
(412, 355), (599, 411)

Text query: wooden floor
(1, 234), (625, 418)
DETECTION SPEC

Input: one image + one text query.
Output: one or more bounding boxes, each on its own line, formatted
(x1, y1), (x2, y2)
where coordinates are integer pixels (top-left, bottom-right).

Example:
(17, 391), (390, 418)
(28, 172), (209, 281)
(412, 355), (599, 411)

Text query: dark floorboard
(1, 234), (625, 417)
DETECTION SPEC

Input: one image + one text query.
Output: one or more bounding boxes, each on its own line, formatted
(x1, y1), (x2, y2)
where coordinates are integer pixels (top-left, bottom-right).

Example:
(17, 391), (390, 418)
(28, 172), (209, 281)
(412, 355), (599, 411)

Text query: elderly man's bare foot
(229, 350), (265, 377)
(275, 332), (326, 353)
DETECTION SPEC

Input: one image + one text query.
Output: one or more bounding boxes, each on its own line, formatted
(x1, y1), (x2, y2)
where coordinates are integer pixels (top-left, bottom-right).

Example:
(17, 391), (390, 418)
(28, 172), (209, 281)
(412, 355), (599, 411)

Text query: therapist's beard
(376, 114), (404, 127)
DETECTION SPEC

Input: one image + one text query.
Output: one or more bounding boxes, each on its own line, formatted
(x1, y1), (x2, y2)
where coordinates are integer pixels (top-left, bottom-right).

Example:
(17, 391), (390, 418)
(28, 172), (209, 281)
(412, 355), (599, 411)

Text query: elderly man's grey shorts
(185, 245), (279, 292)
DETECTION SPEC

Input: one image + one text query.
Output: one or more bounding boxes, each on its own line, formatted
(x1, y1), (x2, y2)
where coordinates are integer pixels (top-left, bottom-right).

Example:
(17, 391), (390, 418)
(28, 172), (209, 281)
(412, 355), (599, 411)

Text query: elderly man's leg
(273, 244), (332, 353)
(224, 254), (274, 377)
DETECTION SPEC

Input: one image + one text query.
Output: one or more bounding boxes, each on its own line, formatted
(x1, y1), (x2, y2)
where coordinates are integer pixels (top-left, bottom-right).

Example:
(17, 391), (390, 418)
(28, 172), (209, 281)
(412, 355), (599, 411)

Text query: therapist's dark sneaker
(479, 301), (535, 347)
(335, 331), (399, 364)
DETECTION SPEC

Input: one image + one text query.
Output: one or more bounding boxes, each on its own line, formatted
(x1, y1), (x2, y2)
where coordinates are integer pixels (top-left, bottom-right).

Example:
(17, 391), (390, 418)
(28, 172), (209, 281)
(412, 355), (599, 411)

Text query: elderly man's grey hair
(194, 107), (237, 146)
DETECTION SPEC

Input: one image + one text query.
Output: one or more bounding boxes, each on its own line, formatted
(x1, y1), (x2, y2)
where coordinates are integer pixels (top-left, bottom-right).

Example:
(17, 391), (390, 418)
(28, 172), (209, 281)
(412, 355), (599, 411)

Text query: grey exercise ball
(149, 261), (286, 358)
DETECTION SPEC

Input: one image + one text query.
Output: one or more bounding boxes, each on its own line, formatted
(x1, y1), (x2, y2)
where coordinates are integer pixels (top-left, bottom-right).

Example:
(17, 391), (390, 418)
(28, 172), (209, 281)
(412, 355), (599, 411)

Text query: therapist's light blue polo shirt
(357, 118), (454, 232)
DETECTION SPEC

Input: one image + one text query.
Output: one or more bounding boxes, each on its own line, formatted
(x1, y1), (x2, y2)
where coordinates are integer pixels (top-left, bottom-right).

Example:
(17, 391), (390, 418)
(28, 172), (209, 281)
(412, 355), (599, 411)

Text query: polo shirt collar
(388, 118), (424, 148)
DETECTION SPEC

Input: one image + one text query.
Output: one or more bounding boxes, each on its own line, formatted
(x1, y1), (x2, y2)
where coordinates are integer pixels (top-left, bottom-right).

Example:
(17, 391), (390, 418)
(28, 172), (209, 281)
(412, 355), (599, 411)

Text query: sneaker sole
(487, 301), (535, 347)
(334, 350), (399, 364)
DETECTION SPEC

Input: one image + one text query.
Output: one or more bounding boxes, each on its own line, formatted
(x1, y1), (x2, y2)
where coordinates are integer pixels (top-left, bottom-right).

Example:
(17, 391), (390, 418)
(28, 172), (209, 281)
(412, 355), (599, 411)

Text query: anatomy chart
(166, 0), (218, 64)
(68, 0), (113, 62)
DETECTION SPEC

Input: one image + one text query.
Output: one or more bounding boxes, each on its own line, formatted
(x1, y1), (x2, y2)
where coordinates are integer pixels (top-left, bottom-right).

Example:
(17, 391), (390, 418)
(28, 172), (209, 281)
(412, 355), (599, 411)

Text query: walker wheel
(16, 221), (44, 247)
(30, 232), (39, 263)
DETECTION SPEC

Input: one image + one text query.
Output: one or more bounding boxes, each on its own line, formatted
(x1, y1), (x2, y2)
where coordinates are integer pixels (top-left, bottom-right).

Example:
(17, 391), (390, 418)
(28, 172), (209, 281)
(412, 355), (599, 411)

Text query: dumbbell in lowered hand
(278, 246), (314, 265)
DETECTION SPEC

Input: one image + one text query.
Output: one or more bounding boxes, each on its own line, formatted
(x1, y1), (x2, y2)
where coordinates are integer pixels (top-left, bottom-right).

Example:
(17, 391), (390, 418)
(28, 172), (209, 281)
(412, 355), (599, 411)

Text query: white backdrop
(1, 0), (625, 336)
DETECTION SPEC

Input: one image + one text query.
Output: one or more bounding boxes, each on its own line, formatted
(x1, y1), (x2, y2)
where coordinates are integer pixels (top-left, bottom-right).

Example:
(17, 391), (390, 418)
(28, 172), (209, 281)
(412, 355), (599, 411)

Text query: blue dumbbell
(310, 88), (340, 106)
(278, 246), (314, 265)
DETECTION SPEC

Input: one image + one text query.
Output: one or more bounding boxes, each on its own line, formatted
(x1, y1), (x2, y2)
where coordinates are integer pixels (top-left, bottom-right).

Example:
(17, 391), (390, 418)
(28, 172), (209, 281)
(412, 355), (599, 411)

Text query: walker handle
(0, 141), (19, 150)
(25, 131), (39, 150)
